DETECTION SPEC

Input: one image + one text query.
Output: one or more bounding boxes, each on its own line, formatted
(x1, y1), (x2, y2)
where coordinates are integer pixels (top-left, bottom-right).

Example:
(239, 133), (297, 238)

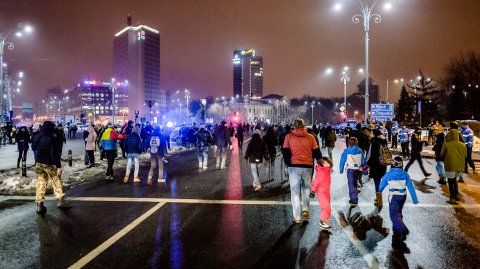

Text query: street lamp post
(110, 78), (116, 124)
(0, 25), (32, 121)
(184, 89), (190, 125)
(345, 0), (383, 120)
(341, 68), (350, 119)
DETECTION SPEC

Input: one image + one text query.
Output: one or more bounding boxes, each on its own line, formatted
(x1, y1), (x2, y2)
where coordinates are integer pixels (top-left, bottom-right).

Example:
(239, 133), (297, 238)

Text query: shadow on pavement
(249, 224), (306, 269)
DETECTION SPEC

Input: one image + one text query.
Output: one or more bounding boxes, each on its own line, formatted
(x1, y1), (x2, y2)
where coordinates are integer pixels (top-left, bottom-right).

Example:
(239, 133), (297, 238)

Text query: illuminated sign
(233, 54), (240, 64)
(137, 30), (145, 40)
(84, 80), (97, 85)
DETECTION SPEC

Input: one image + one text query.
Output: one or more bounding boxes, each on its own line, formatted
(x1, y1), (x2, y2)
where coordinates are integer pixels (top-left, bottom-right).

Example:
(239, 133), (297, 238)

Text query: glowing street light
(0, 24), (33, 120)
(335, 0), (391, 120)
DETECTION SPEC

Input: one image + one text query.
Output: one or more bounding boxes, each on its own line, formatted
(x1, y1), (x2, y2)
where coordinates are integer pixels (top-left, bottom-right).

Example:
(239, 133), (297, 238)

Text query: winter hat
(391, 156), (404, 168)
(107, 122), (113, 127)
(294, 119), (305, 128)
(221, 120), (227, 126)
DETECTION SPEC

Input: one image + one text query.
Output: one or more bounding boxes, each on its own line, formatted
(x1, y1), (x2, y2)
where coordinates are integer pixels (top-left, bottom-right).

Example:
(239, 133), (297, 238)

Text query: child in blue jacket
(339, 137), (365, 207)
(379, 156), (419, 253)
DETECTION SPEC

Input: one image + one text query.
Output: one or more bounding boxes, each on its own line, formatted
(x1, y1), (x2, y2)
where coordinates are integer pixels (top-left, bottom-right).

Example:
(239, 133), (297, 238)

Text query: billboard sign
(371, 103), (394, 123)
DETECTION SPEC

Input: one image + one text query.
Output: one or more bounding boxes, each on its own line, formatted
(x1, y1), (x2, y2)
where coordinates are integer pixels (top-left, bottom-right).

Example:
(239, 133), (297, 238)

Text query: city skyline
(1, 0), (479, 106)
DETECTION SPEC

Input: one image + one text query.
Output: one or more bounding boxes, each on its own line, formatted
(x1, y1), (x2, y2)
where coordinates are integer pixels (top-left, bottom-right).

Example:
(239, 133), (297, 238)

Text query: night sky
(1, 0), (479, 106)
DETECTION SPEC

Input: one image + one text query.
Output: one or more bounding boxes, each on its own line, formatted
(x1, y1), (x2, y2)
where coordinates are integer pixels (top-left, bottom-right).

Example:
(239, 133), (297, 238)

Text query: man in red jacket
(282, 119), (322, 224)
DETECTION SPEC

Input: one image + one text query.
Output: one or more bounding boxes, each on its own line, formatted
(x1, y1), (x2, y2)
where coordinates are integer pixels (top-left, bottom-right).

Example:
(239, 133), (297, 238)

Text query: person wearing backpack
(100, 122), (123, 181)
(195, 124), (214, 170)
(244, 129), (269, 191)
(366, 129), (388, 207)
(147, 126), (167, 185)
(339, 137), (366, 207)
(124, 126), (142, 183)
(404, 126), (432, 177)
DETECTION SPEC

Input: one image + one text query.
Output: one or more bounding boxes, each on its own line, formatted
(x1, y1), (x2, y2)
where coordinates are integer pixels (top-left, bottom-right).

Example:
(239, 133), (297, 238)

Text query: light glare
(334, 3), (342, 11)
(384, 2), (392, 11)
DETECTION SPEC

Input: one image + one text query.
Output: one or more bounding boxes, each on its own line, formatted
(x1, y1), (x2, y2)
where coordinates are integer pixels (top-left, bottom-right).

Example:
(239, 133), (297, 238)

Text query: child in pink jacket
(309, 157), (333, 229)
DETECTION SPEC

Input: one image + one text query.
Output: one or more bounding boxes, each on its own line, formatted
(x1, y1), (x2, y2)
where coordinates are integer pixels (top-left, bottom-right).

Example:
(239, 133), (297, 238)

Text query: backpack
(378, 143), (393, 165)
(150, 136), (160, 154)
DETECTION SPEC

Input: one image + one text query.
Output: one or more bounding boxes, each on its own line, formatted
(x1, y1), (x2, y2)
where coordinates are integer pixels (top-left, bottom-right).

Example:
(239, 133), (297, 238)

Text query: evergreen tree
(441, 51), (480, 120)
(406, 70), (441, 126)
(395, 85), (413, 124)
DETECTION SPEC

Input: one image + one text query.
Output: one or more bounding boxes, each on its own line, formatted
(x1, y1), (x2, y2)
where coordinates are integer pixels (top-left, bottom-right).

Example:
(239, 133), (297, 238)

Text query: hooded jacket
(311, 165), (331, 193)
(282, 128), (321, 168)
(379, 167), (418, 203)
(244, 133), (268, 163)
(339, 145), (365, 173)
(32, 121), (61, 168)
(441, 130), (467, 172)
(460, 125), (474, 148)
(85, 125), (97, 151)
(16, 127), (31, 151)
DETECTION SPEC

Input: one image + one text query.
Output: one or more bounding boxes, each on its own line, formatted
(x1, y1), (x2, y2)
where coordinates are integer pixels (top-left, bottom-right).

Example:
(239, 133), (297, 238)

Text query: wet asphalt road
(1, 137), (480, 269)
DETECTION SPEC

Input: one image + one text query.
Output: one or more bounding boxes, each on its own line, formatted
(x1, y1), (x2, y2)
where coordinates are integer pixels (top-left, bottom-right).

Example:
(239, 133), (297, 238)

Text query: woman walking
(85, 125), (97, 168)
(245, 129), (269, 191)
(263, 126), (278, 182)
(15, 126), (31, 168)
(366, 129), (388, 207)
(324, 126), (337, 160)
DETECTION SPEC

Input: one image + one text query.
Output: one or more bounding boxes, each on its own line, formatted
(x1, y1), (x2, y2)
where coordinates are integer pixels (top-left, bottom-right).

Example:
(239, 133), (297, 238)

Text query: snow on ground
(0, 145), (193, 195)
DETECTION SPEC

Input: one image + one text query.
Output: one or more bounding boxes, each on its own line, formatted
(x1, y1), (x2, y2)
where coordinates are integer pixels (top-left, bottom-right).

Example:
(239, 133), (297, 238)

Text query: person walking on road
(398, 125), (410, 158)
(309, 157), (334, 230)
(282, 119), (322, 224)
(30, 124), (40, 158)
(433, 132), (446, 184)
(195, 124), (214, 170)
(263, 126), (279, 182)
(236, 123), (244, 150)
(54, 124), (67, 160)
(85, 125), (97, 168)
(33, 121), (70, 215)
(213, 121), (232, 169)
(15, 126), (31, 168)
(124, 126), (142, 183)
(147, 126), (168, 185)
(461, 122), (476, 175)
(339, 137), (366, 207)
(441, 129), (467, 204)
(404, 127), (431, 177)
(391, 119), (399, 148)
(351, 123), (369, 154)
(324, 126), (336, 160)
(379, 156), (419, 253)
(245, 129), (269, 191)
(366, 129), (388, 207)
(100, 122), (123, 181)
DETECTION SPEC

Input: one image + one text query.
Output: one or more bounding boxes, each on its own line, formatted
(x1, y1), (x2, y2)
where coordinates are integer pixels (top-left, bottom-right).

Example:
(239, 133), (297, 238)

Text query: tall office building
(113, 15), (162, 121)
(233, 49), (263, 99)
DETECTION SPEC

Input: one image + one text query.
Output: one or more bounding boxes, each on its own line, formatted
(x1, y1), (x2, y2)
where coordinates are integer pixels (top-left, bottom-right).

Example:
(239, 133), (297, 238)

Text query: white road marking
(67, 202), (166, 269)
(4, 196), (480, 208)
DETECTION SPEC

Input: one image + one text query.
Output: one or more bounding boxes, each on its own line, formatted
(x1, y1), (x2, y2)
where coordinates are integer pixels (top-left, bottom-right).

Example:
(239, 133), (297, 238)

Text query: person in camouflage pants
(35, 163), (66, 204)
(32, 121), (70, 215)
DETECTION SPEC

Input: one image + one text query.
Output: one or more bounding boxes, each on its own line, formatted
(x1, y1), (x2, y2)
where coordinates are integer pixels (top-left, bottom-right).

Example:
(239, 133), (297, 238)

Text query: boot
(57, 197), (72, 209)
(437, 177), (446, 185)
(36, 202), (47, 215)
(374, 192), (383, 207)
(392, 234), (410, 253)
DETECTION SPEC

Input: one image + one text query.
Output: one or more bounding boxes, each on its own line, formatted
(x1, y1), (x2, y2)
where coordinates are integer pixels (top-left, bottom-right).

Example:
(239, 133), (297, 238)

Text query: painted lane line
(331, 208), (382, 269)
(67, 202), (166, 269)
(3, 196), (480, 208)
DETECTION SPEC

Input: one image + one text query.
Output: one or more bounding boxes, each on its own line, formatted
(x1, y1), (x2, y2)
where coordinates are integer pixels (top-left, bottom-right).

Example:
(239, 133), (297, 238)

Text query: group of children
(310, 137), (418, 252)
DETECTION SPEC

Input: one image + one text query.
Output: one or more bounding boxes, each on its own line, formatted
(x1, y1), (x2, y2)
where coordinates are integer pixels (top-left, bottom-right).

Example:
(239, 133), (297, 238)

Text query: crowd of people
(1, 115), (477, 253)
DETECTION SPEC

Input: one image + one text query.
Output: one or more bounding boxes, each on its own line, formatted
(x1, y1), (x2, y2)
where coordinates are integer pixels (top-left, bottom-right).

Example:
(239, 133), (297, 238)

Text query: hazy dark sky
(1, 0), (479, 106)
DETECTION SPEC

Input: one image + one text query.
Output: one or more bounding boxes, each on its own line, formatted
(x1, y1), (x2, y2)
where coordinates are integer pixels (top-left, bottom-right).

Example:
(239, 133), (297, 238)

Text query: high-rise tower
(113, 15), (161, 121)
(233, 49), (263, 99)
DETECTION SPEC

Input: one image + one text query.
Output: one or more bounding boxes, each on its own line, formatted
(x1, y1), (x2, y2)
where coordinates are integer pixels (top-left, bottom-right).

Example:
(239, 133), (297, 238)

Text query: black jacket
(195, 129), (214, 147)
(125, 132), (142, 154)
(245, 134), (268, 163)
(263, 133), (278, 156)
(366, 136), (387, 180)
(16, 128), (31, 151)
(213, 125), (231, 147)
(33, 121), (61, 168)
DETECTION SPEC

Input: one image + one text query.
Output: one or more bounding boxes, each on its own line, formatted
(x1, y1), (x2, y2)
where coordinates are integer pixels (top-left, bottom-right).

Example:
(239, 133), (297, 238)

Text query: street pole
(352, 1), (382, 121)
(111, 79), (116, 124)
(341, 71), (350, 119)
(386, 78), (389, 103)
